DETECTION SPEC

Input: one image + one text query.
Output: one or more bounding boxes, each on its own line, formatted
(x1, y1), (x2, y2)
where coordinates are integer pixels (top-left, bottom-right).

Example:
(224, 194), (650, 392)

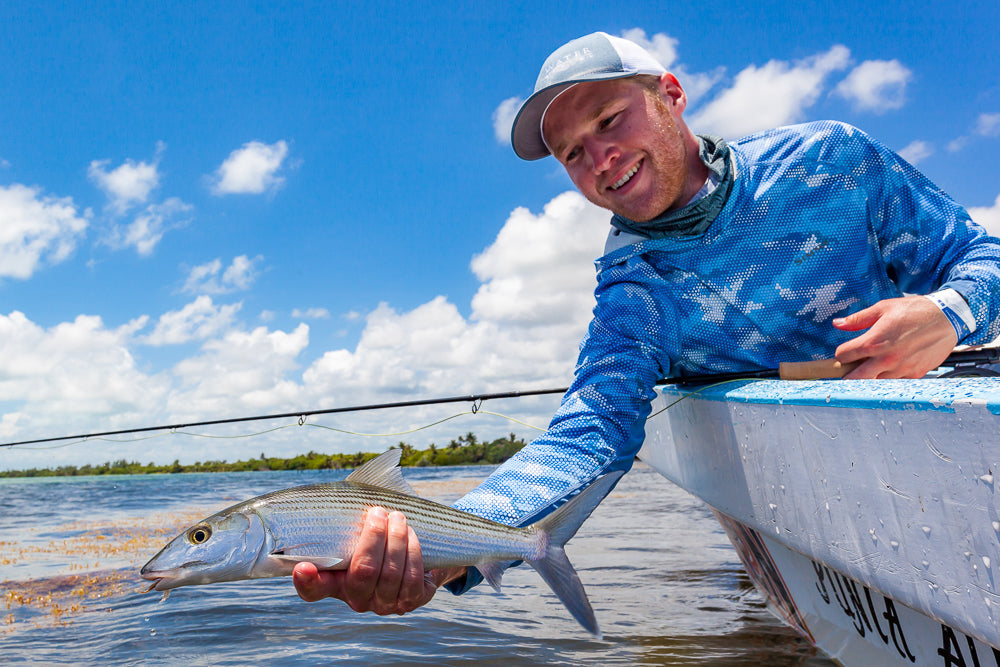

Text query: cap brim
(510, 72), (642, 161)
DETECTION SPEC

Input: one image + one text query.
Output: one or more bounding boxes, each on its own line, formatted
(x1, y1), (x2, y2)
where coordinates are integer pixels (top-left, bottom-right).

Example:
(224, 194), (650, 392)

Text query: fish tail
(526, 470), (624, 639)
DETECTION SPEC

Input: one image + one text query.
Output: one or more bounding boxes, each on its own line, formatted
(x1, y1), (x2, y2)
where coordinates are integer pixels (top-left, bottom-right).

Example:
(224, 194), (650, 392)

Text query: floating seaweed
(0, 477), (482, 633)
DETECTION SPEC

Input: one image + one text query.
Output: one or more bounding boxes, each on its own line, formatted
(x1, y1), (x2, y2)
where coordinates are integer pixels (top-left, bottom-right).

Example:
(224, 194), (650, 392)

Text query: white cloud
(492, 97), (523, 145)
(945, 113), (1000, 155)
(1, 190), (609, 468)
(212, 140), (289, 195)
(977, 113), (1000, 137)
(689, 45), (851, 138)
(106, 197), (192, 256)
(303, 191), (608, 405)
(947, 137), (969, 153)
(470, 192), (604, 328)
(170, 323), (310, 414)
(834, 59), (911, 113)
(619, 28), (679, 69)
(292, 307), (331, 319)
(183, 255), (261, 294)
(88, 144), (164, 214)
(897, 140), (933, 165)
(0, 311), (160, 428)
(969, 194), (1000, 238)
(618, 28), (723, 107)
(0, 184), (89, 279)
(143, 295), (242, 346)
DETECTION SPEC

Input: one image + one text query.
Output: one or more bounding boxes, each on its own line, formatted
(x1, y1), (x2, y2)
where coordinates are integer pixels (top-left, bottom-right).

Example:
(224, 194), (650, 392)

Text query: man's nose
(584, 136), (617, 174)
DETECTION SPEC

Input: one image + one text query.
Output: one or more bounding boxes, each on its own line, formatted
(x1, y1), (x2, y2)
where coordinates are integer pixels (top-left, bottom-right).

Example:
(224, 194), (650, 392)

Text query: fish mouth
(140, 570), (168, 591)
(140, 565), (180, 591)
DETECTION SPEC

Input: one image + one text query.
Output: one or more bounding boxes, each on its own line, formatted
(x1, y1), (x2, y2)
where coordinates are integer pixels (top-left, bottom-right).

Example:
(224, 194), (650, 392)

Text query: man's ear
(658, 72), (687, 113)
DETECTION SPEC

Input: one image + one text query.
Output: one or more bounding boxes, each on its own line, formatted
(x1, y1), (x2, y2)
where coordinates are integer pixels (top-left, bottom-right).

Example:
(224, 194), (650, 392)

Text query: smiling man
(293, 32), (1000, 616)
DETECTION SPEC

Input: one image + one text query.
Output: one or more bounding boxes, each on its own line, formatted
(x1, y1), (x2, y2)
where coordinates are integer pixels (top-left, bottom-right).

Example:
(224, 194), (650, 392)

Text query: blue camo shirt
(446, 121), (1000, 592)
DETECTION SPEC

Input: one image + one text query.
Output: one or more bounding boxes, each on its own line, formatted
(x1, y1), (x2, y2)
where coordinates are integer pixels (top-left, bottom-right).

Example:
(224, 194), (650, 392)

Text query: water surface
(1, 464), (835, 665)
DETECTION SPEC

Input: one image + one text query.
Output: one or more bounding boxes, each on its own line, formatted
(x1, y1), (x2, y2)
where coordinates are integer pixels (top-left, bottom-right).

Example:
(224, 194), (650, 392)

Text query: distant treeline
(0, 432), (526, 478)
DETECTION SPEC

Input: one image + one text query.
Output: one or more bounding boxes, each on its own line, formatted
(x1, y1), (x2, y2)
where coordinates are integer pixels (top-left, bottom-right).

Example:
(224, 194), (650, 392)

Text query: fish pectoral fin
(270, 554), (344, 570)
(477, 561), (510, 593)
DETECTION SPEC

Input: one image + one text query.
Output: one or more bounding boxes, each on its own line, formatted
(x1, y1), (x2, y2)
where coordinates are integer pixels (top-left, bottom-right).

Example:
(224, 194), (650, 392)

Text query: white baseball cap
(510, 32), (667, 161)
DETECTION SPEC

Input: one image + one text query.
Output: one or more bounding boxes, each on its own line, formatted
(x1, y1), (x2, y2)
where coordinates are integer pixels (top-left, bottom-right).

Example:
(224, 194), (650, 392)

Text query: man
(294, 32), (1000, 615)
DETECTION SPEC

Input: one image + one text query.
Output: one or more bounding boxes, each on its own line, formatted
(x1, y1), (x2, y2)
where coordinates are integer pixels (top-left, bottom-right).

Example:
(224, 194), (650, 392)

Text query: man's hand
(832, 295), (958, 379)
(292, 506), (465, 615)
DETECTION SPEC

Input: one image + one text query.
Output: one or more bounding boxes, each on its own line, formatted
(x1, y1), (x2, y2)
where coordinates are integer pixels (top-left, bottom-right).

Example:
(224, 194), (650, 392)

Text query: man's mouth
(610, 162), (640, 191)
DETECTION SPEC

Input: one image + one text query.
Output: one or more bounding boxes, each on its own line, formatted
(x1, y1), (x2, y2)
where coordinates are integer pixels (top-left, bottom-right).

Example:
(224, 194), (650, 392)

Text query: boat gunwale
(659, 376), (1000, 414)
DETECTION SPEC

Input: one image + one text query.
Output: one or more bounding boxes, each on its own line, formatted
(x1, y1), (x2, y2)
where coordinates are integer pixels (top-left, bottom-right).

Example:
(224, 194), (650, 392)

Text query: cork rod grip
(778, 359), (862, 380)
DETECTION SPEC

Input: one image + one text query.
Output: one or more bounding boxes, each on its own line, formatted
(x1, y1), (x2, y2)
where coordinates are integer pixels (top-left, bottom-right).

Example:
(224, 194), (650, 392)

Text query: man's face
(542, 75), (698, 222)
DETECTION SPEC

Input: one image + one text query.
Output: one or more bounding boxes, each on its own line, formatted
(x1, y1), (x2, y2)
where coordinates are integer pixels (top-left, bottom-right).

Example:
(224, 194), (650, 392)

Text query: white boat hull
(639, 377), (1000, 665)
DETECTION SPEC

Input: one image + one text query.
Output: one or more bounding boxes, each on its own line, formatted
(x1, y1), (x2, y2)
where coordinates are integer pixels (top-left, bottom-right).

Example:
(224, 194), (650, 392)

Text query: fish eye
(187, 525), (212, 545)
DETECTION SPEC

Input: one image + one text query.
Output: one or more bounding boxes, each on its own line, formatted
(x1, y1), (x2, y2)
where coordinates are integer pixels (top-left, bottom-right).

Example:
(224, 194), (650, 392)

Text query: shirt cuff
(926, 288), (976, 342)
(442, 566), (484, 596)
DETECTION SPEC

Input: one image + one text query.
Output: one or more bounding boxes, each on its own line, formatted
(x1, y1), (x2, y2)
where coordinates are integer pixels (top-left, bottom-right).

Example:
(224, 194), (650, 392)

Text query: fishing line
(646, 379), (750, 419)
(10, 408), (550, 451)
(0, 387), (568, 449)
(3, 380), (755, 452)
(4, 346), (997, 450)
(16, 384), (724, 454)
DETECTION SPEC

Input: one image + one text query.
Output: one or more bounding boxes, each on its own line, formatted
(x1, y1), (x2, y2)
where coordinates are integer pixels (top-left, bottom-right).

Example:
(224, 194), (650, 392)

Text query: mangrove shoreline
(0, 432), (525, 478)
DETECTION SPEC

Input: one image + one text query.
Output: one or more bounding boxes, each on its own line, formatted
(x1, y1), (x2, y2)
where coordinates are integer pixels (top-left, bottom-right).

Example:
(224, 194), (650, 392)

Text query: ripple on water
(0, 465), (834, 665)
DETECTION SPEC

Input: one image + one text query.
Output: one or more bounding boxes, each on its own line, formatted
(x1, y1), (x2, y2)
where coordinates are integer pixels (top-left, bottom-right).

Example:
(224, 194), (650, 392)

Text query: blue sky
(2, 1), (998, 469)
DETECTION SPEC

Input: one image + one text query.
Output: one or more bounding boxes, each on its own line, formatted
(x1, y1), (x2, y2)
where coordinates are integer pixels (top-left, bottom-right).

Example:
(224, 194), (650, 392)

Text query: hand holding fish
(292, 506), (465, 615)
(833, 295), (958, 379)
(141, 450), (617, 636)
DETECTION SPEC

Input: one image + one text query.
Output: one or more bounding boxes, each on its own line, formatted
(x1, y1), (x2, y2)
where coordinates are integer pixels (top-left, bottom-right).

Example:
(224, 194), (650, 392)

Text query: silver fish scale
(247, 482), (546, 568)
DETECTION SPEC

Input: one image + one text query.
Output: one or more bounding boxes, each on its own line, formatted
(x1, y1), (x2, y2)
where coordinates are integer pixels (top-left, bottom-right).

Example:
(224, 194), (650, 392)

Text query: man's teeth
(611, 164), (639, 190)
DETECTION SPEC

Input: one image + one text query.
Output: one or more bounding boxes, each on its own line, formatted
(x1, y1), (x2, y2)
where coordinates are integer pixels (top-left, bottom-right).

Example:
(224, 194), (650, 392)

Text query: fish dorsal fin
(345, 449), (416, 496)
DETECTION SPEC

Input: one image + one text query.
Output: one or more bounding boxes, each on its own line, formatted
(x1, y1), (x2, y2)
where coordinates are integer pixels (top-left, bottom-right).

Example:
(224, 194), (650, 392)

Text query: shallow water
(0, 464), (836, 665)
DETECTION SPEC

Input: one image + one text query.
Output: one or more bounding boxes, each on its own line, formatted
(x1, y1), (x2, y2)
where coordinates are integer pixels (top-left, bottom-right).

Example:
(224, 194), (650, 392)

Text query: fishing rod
(0, 388), (569, 449)
(1, 347), (996, 449)
(670, 346), (1000, 385)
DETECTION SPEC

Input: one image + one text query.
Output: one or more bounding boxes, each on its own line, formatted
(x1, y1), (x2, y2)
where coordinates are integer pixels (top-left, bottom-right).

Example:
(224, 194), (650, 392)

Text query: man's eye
(565, 147), (581, 161)
(599, 112), (620, 130)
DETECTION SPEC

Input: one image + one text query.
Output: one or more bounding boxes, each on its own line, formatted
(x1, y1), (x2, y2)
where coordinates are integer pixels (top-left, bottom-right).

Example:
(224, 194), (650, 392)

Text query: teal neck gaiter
(610, 134), (733, 239)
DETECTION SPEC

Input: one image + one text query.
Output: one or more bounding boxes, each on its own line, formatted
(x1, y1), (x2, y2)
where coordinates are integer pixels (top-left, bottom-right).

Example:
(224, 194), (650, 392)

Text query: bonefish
(140, 449), (622, 637)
